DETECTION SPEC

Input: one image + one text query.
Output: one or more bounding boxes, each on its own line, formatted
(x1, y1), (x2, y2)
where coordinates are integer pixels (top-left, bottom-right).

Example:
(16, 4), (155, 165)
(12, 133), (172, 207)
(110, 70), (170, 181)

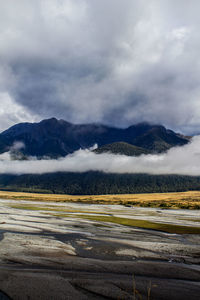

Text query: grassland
(1, 190), (200, 209)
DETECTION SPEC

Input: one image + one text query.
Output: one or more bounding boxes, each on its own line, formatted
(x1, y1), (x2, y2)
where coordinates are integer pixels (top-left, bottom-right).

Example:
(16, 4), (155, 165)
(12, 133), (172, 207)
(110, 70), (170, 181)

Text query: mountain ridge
(0, 118), (190, 158)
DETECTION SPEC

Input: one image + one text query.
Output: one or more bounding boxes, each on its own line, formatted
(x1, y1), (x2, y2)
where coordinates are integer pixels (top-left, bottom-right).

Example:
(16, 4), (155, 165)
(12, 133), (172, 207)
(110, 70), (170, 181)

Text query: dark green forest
(1, 172), (200, 195)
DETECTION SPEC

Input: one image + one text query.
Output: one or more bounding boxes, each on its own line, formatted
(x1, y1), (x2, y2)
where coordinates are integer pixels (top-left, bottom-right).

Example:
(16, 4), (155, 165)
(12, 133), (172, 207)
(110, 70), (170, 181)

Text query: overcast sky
(0, 0), (200, 134)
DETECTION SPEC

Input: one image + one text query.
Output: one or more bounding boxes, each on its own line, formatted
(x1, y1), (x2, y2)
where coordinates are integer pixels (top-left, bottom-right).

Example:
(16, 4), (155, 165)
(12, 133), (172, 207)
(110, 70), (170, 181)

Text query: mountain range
(0, 118), (190, 158)
(0, 118), (198, 194)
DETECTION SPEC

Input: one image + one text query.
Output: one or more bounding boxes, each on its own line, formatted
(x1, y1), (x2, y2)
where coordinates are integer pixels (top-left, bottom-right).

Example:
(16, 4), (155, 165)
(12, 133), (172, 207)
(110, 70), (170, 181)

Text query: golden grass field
(0, 190), (200, 209)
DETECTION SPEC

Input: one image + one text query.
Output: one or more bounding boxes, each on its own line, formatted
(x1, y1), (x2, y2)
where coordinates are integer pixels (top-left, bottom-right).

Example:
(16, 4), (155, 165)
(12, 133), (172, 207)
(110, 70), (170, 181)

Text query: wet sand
(0, 199), (199, 299)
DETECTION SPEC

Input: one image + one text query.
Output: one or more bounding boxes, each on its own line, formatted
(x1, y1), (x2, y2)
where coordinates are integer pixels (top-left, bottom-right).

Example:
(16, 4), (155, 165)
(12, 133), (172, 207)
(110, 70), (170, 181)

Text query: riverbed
(0, 199), (199, 299)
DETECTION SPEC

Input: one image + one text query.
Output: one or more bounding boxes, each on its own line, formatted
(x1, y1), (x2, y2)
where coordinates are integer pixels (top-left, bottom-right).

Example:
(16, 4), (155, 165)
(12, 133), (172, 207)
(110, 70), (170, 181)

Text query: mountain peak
(0, 118), (190, 157)
(40, 117), (72, 127)
(40, 117), (58, 122)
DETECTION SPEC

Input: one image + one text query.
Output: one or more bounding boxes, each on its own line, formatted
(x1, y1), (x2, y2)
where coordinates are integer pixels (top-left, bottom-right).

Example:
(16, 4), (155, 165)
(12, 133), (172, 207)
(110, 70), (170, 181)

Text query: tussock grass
(1, 190), (200, 209)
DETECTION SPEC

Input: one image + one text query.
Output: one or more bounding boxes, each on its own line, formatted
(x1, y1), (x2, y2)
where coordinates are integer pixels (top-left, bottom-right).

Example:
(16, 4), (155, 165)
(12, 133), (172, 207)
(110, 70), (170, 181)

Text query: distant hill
(94, 142), (150, 156)
(0, 118), (190, 157)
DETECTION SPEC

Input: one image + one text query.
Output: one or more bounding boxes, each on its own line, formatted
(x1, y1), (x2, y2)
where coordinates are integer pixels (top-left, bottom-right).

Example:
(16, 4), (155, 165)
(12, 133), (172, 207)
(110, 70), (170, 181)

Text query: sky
(0, 0), (200, 134)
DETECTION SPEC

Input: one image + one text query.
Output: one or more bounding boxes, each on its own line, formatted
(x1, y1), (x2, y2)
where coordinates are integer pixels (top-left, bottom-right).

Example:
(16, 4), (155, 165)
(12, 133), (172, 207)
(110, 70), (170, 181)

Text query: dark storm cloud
(0, 0), (200, 133)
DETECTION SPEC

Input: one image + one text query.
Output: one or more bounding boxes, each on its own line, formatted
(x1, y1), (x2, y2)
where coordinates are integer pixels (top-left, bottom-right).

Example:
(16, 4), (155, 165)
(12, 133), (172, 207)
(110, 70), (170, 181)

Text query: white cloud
(1, 136), (200, 176)
(0, 93), (38, 132)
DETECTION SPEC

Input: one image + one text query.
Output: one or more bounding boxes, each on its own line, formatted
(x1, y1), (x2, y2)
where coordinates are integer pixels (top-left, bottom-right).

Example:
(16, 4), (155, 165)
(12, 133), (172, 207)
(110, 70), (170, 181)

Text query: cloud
(1, 136), (200, 176)
(0, 93), (38, 132)
(0, 1), (200, 133)
(10, 141), (25, 152)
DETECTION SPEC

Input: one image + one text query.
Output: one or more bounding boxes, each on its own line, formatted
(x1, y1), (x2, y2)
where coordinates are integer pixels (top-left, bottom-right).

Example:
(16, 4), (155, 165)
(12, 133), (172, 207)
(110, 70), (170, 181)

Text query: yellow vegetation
(0, 190), (200, 209)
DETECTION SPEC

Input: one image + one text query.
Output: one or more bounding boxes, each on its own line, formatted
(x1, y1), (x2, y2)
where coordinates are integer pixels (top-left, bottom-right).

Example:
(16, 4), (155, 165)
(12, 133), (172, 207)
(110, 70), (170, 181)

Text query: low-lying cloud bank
(1, 136), (200, 176)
